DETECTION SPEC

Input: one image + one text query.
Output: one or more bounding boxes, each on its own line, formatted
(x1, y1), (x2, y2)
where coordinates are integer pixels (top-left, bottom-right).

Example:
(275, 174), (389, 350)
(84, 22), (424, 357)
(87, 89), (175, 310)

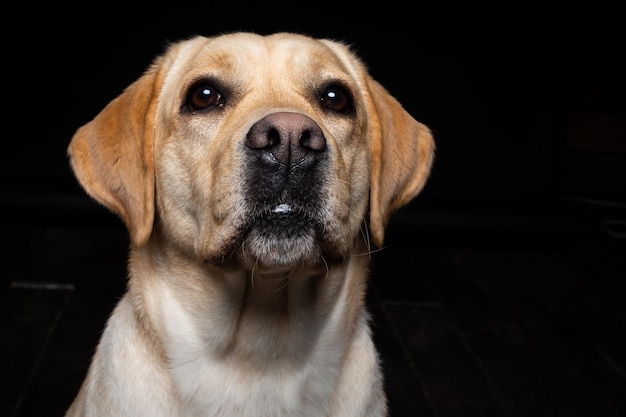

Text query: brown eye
(320, 84), (353, 114)
(185, 81), (224, 111)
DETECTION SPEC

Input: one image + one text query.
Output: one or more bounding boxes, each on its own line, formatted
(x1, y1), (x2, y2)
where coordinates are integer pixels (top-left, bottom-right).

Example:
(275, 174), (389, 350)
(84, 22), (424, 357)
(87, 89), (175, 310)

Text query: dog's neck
(127, 234), (371, 370)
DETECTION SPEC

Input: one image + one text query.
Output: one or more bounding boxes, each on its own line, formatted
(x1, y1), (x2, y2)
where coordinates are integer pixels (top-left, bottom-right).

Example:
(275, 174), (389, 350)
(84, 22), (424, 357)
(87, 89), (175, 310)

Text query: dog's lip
(254, 200), (309, 219)
(272, 203), (292, 214)
(260, 208), (309, 226)
(246, 201), (316, 233)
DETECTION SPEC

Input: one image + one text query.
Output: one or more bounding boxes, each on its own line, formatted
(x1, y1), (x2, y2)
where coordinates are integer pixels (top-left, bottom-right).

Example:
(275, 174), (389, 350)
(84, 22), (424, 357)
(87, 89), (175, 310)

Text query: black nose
(245, 112), (326, 171)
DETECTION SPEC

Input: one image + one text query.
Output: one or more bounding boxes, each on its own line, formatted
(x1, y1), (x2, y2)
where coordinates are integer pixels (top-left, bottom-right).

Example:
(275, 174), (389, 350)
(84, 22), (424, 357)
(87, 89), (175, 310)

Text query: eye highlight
(184, 80), (225, 111)
(319, 83), (354, 114)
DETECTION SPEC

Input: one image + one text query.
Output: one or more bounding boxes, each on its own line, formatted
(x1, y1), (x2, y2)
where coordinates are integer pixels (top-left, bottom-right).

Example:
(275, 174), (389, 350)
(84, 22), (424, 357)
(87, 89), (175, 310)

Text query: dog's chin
(240, 230), (320, 270)
(236, 212), (332, 270)
(238, 217), (316, 268)
(201, 210), (347, 270)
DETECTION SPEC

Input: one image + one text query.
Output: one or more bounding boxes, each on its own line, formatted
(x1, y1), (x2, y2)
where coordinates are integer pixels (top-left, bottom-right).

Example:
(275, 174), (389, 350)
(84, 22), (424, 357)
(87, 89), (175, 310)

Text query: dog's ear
(365, 79), (435, 248)
(68, 62), (164, 248)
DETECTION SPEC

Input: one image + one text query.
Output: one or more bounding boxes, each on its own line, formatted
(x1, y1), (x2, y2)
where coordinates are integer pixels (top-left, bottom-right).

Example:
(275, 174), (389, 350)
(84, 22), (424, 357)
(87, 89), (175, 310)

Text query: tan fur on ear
(366, 80), (435, 248)
(68, 63), (163, 248)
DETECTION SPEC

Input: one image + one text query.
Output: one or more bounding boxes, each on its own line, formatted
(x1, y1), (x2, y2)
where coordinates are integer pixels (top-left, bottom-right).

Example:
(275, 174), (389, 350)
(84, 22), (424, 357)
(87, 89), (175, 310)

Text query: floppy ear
(365, 79), (435, 248)
(68, 63), (163, 248)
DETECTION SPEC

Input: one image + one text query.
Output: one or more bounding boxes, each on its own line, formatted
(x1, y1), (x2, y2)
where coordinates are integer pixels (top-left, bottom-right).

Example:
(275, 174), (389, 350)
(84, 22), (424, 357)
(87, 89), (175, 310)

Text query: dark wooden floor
(1, 199), (625, 417)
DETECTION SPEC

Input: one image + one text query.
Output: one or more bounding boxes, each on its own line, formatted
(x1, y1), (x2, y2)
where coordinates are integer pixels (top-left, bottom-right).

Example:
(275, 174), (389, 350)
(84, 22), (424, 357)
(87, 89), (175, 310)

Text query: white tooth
(273, 203), (292, 214)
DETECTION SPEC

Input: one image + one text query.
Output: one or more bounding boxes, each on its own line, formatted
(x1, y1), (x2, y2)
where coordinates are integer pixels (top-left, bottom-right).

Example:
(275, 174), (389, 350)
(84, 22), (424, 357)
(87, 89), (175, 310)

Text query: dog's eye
(320, 84), (353, 114)
(185, 82), (224, 111)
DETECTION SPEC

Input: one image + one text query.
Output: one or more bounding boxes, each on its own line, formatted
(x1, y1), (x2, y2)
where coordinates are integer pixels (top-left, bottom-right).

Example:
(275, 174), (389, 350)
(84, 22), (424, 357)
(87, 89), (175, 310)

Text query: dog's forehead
(164, 33), (361, 91)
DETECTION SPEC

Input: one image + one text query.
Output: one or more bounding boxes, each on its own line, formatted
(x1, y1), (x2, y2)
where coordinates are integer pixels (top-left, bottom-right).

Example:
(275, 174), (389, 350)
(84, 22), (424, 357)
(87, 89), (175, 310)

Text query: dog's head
(68, 32), (434, 270)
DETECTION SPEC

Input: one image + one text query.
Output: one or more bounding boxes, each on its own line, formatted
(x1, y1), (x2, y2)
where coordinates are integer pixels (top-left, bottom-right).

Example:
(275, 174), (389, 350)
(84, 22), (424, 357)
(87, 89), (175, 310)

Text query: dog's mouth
(233, 200), (342, 269)
(240, 202), (318, 266)
(258, 203), (313, 235)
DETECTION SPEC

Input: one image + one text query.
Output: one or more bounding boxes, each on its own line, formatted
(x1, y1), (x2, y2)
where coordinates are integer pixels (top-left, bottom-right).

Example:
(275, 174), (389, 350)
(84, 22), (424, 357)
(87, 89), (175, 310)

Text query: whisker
(272, 268), (296, 282)
(250, 257), (258, 288)
(361, 221), (372, 256)
(355, 246), (386, 257)
(321, 255), (330, 279)
(273, 279), (290, 293)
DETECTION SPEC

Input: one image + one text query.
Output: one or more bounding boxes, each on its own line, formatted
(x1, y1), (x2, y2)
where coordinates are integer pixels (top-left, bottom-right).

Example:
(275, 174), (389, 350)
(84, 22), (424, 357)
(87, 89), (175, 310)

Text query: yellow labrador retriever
(65, 32), (434, 417)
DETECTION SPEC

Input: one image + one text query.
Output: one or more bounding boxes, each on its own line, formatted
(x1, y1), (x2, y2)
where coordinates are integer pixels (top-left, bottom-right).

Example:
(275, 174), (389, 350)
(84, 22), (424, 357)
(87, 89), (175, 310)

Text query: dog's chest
(157, 275), (349, 416)
(174, 358), (339, 417)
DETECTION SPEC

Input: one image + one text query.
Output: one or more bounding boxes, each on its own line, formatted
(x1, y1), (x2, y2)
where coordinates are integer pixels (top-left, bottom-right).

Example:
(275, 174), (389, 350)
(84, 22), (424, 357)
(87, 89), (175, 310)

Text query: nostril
(247, 125), (276, 149)
(300, 130), (326, 152)
(265, 128), (280, 148)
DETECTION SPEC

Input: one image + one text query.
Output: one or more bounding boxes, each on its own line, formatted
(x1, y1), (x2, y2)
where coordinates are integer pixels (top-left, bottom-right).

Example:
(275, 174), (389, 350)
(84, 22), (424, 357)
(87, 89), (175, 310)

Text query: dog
(65, 31), (434, 417)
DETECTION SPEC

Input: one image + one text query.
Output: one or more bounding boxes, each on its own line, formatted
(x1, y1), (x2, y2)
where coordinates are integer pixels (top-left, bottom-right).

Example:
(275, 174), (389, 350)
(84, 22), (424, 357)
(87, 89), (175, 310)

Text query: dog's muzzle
(241, 112), (331, 266)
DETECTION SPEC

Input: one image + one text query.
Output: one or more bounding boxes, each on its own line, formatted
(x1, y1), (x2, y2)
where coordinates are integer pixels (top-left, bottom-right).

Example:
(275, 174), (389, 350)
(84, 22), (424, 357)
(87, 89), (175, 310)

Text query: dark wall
(3, 5), (624, 236)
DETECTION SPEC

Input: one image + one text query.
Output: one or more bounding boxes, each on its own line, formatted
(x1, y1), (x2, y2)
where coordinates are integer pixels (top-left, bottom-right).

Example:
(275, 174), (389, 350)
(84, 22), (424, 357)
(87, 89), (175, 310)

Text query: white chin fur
(242, 232), (319, 268)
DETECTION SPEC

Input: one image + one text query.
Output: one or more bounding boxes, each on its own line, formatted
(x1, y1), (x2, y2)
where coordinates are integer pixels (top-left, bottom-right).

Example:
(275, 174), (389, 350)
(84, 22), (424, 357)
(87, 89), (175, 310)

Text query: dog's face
(155, 33), (372, 269)
(68, 32), (434, 271)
